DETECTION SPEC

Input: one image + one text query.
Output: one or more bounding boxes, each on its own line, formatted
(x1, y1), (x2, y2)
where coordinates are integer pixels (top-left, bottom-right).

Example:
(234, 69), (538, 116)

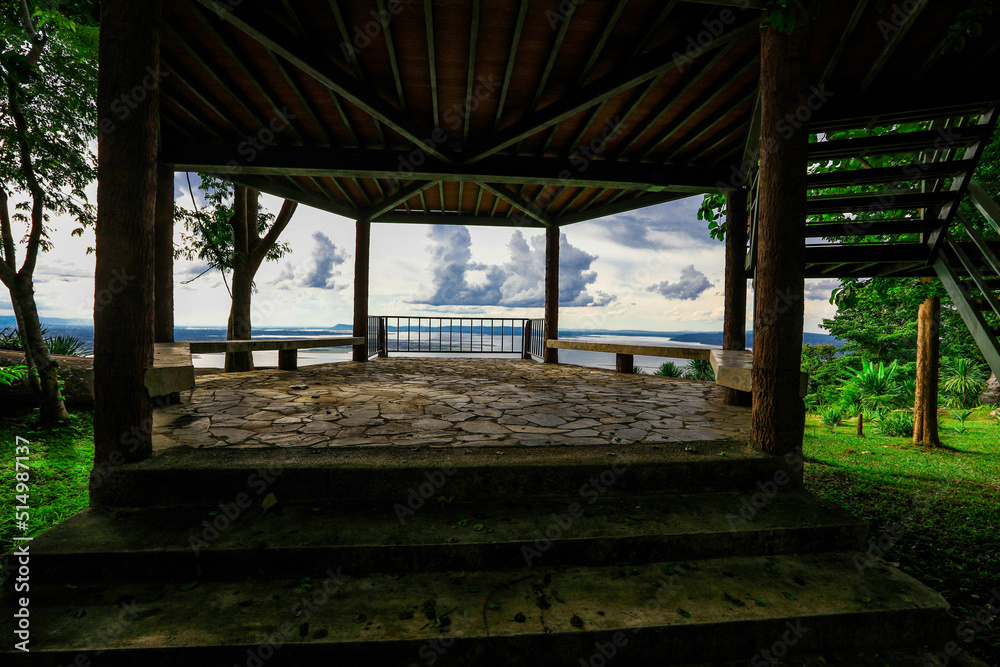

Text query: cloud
(591, 197), (717, 251)
(413, 226), (615, 308)
(804, 278), (840, 301)
(300, 232), (348, 289)
(647, 265), (713, 301)
(30, 262), (92, 283)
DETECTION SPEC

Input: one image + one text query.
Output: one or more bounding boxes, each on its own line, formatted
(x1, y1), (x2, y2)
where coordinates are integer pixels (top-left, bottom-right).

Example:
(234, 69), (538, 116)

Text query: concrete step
(0, 552), (950, 666)
(9, 492), (866, 584)
(90, 443), (800, 507)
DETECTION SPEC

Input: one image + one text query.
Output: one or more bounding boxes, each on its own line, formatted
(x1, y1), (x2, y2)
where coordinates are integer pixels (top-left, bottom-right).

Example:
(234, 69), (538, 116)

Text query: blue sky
(1, 180), (839, 332)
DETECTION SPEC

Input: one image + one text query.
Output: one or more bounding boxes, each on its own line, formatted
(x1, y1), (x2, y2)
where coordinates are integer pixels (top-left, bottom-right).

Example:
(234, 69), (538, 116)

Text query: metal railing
(372, 317), (539, 357)
(527, 318), (545, 360)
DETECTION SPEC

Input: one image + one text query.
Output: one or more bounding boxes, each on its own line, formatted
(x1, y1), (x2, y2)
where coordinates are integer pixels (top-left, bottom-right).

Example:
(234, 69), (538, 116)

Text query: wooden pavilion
(96, 0), (1000, 466)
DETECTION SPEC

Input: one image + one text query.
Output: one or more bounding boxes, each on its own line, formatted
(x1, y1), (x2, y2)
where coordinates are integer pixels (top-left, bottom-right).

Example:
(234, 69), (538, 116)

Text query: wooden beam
(858, 0), (929, 95)
(163, 142), (733, 191)
(819, 0), (868, 86)
(463, 17), (759, 165)
(544, 226), (560, 364)
(361, 181), (439, 222)
(154, 164), (175, 344)
(376, 0), (407, 112)
(555, 191), (694, 226)
(749, 19), (810, 457)
(223, 174), (360, 219)
(493, 0), (530, 131)
(371, 213), (544, 227)
(463, 0), (481, 144)
(424, 0), (439, 127)
(198, 0), (454, 163)
(353, 219), (370, 362)
(478, 182), (554, 227)
(723, 189), (750, 406)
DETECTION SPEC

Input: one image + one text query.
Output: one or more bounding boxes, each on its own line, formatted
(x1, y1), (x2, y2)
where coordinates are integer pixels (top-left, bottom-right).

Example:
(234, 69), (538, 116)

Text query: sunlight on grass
(0, 413), (94, 553)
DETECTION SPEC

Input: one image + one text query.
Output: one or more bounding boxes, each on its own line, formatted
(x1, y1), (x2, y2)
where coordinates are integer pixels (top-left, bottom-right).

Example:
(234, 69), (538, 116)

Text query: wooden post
(913, 296), (940, 445)
(749, 20), (810, 456)
(378, 317), (388, 358)
(93, 0), (162, 473)
(278, 348), (298, 371)
(544, 225), (560, 364)
(353, 219), (371, 362)
(154, 163), (174, 343)
(522, 320), (532, 359)
(616, 354), (634, 374)
(723, 189), (751, 407)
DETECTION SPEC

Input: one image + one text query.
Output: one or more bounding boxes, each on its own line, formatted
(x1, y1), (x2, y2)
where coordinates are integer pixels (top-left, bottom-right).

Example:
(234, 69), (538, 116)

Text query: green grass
(804, 407), (1000, 661)
(1, 412), (94, 555)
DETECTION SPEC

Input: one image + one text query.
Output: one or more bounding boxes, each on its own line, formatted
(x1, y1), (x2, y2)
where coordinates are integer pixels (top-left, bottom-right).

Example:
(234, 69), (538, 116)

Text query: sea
(1, 317), (840, 374)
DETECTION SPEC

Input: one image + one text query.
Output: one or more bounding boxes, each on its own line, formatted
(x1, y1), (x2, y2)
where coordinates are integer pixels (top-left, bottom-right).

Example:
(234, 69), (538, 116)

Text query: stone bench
(709, 349), (809, 398)
(146, 343), (196, 399)
(187, 337), (365, 371)
(546, 339), (711, 373)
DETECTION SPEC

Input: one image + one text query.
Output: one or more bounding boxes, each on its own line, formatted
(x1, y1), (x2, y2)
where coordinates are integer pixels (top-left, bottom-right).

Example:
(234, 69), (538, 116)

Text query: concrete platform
(151, 357), (750, 450)
(0, 552), (949, 666)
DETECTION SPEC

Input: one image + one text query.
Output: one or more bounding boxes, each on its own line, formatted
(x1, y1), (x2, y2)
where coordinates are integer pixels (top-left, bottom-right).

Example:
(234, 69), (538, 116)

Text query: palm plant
(842, 360), (903, 437)
(820, 407), (844, 433)
(942, 358), (988, 408)
(683, 359), (716, 381)
(654, 362), (683, 377)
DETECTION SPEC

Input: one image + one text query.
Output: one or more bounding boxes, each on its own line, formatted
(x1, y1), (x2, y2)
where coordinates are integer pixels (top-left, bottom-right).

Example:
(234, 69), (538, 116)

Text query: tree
(176, 175), (296, 371)
(0, 1), (97, 423)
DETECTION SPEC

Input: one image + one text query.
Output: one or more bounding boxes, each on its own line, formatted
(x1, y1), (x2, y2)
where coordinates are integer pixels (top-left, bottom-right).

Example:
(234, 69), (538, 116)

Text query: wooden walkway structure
(94, 1), (1000, 464)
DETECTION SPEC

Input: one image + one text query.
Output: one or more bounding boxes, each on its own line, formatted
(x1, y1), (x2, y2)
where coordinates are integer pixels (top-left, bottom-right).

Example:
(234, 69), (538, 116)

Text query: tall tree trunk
(749, 21), (810, 456)
(154, 163), (174, 343)
(9, 275), (68, 422)
(93, 0), (162, 470)
(913, 296), (940, 445)
(353, 219), (370, 362)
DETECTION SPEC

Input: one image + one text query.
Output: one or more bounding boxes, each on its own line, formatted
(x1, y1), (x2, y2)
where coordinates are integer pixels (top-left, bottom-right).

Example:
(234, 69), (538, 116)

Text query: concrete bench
(146, 343), (196, 398)
(546, 339), (711, 373)
(709, 349), (809, 398)
(188, 337), (364, 371)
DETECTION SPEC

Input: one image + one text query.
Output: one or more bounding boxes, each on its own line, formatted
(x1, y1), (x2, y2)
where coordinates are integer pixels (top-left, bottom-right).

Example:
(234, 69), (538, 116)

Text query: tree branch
(19, 0), (48, 66)
(250, 198), (297, 274)
(0, 185), (18, 286)
(5, 78), (45, 278)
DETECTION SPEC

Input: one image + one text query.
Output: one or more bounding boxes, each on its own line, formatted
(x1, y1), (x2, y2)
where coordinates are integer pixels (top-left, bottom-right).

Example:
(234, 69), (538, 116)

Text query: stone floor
(152, 357), (750, 451)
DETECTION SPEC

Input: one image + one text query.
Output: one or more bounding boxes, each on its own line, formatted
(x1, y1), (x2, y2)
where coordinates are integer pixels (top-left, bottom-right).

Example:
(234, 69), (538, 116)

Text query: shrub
(46, 334), (91, 357)
(632, 366), (645, 375)
(951, 409), (974, 434)
(683, 359), (715, 381)
(0, 365), (27, 386)
(654, 362), (683, 378)
(820, 407), (844, 433)
(942, 358), (988, 408)
(877, 410), (914, 437)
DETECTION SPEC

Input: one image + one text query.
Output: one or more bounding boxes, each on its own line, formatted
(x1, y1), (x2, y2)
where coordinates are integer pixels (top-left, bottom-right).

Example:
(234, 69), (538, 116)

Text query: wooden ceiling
(159, 0), (1000, 227)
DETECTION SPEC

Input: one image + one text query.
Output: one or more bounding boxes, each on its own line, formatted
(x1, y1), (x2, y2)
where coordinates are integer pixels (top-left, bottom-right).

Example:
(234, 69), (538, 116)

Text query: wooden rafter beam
(163, 142), (733, 191)
(819, 0), (868, 86)
(555, 191), (691, 226)
(478, 182), (554, 227)
(463, 17), (759, 165)
(463, 0), (481, 144)
(493, 0), (529, 132)
(362, 181), (438, 222)
(372, 212), (544, 227)
(858, 0), (929, 95)
(226, 175), (360, 219)
(195, 0), (454, 163)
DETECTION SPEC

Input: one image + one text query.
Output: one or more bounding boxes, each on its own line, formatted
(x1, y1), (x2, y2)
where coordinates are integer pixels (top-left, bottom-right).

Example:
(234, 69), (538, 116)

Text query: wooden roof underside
(159, 0), (1000, 227)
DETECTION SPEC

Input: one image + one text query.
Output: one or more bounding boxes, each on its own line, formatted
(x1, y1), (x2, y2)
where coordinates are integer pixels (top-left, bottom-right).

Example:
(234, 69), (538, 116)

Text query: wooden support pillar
(913, 296), (940, 445)
(154, 163), (174, 343)
(749, 20), (810, 456)
(353, 219), (371, 362)
(544, 225), (560, 364)
(723, 189), (752, 407)
(616, 354), (634, 374)
(278, 348), (298, 371)
(93, 0), (163, 473)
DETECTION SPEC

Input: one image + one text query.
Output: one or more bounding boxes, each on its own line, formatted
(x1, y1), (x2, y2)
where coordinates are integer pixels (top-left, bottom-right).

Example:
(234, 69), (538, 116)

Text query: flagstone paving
(151, 358), (750, 451)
